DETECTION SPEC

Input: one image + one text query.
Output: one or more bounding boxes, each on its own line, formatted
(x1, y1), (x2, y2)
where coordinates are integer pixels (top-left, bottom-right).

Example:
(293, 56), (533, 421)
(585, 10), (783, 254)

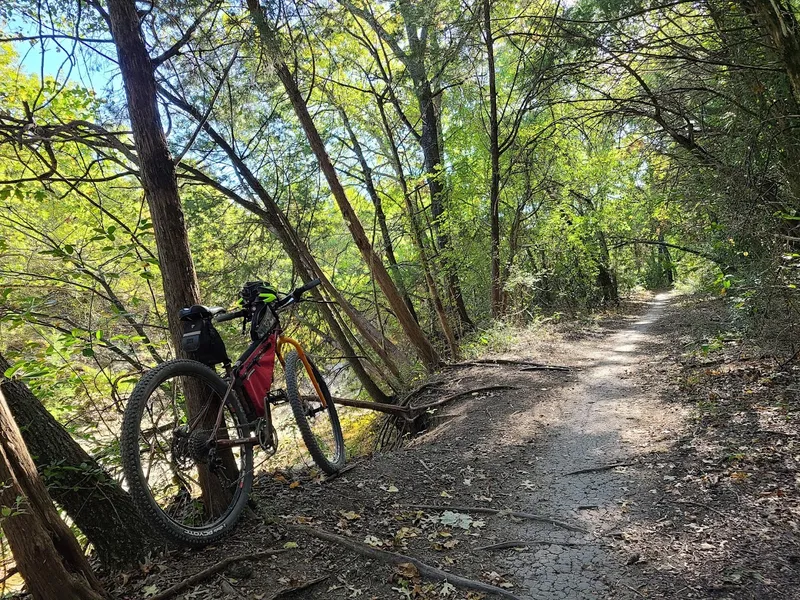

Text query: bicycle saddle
(179, 305), (226, 320)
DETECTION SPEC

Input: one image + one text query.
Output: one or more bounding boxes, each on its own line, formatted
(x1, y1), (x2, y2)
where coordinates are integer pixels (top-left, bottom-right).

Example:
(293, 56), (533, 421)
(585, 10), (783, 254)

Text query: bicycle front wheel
(120, 359), (253, 547)
(284, 350), (346, 474)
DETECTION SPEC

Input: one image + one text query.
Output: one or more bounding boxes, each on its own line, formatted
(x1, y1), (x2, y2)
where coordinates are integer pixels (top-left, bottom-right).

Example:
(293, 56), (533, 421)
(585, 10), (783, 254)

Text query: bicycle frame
(212, 332), (326, 450)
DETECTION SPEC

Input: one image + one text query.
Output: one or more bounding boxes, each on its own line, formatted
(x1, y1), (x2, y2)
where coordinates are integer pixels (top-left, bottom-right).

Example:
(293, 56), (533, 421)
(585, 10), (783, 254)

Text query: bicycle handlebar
(213, 308), (247, 323)
(293, 278), (321, 298)
(213, 279), (322, 323)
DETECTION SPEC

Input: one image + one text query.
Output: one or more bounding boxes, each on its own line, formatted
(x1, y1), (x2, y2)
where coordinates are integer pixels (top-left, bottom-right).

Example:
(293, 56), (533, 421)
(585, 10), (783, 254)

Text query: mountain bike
(120, 279), (345, 546)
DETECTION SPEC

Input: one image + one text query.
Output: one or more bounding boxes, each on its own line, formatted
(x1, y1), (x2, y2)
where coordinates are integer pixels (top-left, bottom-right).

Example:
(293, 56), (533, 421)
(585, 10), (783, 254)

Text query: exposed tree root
(565, 462), (634, 476)
(448, 359), (572, 371)
(519, 365), (573, 372)
(288, 524), (523, 599)
(305, 396), (414, 421)
(336, 385), (521, 450)
(411, 385), (520, 412)
(147, 549), (288, 600)
(399, 379), (445, 402)
(408, 505), (589, 533)
(476, 540), (591, 551)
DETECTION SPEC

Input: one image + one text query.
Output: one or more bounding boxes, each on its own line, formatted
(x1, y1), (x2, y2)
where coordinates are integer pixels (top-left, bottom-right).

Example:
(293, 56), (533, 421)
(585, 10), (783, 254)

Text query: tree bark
(484, 0), (502, 319)
(739, 0), (800, 104)
(377, 99), (459, 358)
(246, 2), (442, 373)
(0, 354), (158, 568)
(0, 386), (105, 600)
(104, 0), (230, 514)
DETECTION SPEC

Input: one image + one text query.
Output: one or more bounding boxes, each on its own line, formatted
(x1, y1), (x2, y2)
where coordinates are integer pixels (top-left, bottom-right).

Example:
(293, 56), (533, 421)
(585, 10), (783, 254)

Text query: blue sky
(5, 15), (117, 93)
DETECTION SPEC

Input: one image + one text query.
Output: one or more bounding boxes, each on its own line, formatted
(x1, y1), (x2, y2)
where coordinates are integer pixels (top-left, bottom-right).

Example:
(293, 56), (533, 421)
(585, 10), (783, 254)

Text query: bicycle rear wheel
(120, 359), (253, 546)
(284, 350), (345, 474)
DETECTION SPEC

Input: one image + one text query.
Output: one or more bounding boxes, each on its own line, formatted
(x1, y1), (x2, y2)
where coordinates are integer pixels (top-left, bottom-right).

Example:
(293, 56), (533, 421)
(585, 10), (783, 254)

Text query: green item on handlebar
(259, 292), (277, 303)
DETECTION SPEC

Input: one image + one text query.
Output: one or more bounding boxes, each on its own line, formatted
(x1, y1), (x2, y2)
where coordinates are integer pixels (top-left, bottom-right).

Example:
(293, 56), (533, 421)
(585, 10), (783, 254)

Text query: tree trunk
(339, 0), (473, 331)
(104, 0), (230, 514)
(397, 3), (474, 332)
(337, 104), (419, 323)
(0, 354), (157, 568)
(739, 0), (800, 104)
(484, 0), (502, 319)
(0, 387), (105, 600)
(161, 87), (401, 396)
(377, 99), (459, 359)
(246, 2), (441, 373)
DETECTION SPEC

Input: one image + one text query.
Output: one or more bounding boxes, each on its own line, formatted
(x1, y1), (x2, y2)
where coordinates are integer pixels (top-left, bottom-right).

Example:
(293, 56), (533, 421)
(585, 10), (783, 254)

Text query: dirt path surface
(118, 293), (800, 600)
(496, 293), (682, 599)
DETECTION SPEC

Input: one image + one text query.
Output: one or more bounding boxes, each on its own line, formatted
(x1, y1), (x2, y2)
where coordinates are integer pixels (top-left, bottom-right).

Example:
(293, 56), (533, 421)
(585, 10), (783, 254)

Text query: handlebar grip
(213, 308), (246, 323)
(294, 278), (321, 298)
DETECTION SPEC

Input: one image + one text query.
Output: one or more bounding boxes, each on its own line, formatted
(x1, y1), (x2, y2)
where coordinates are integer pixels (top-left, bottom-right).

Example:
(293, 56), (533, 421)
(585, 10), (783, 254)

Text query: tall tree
(102, 0), (231, 513)
(246, 0), (442, 372)
(339, 0), (475, 329)
(484, 0), (502, 317)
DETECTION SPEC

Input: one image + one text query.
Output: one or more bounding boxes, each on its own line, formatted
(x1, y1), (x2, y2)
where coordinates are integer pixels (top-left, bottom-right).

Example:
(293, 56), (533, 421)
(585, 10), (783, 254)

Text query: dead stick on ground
(519, 365), (573, 372)
(269, 574), (329, 599)
(565, 462), (634, 476)
(476, 540), (590, 551)
(288, 524), (522, 599)
(673, 500), (727, 517)
(408, 505), (588, 534)
(620, 581), (647, 599)
(322, 462), (358, 482)
(147, 549), (288, 600)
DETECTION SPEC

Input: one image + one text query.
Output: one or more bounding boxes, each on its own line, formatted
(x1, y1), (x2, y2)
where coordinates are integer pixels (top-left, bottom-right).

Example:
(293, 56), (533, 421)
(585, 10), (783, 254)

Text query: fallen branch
(448, 359), (571, 371)
(288, 524), (522, 599)
(322, 462), (358, 482)
(269, 574), (329, 599)
(565, 462), (634, 476)
(476, 540), (590, 551)
(408, 505), (588, 534)
(410, 385), (519, 412)
(305, 396), (414, 420)
(147, 549), (288, 600)
(672, 499), (727, 517)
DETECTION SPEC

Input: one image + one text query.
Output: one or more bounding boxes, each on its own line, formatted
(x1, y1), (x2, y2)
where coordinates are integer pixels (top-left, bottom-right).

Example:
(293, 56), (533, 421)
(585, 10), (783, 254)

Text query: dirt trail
(498, 292), (684, 598)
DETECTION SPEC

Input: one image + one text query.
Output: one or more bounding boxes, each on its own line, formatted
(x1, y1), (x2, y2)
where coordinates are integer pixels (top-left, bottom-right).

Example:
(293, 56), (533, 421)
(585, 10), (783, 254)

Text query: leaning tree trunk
(246, 1), (441, 373)
(0, 387), (106, 600)
(159, 87), (402, 396)
(337, 104), (419, 324)
(104, 0), (230, 514)
(377, 99), (459, 359)
(0, 354), (158, 568)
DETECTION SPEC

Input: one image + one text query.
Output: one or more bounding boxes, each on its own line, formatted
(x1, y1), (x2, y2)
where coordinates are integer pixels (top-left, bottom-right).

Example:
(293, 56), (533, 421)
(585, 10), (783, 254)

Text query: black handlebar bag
(179, 306), (229, 366)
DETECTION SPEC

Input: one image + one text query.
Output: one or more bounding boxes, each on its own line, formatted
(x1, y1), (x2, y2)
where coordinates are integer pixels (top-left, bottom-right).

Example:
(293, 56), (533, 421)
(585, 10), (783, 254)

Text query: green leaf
(3, 364), (23, 378)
